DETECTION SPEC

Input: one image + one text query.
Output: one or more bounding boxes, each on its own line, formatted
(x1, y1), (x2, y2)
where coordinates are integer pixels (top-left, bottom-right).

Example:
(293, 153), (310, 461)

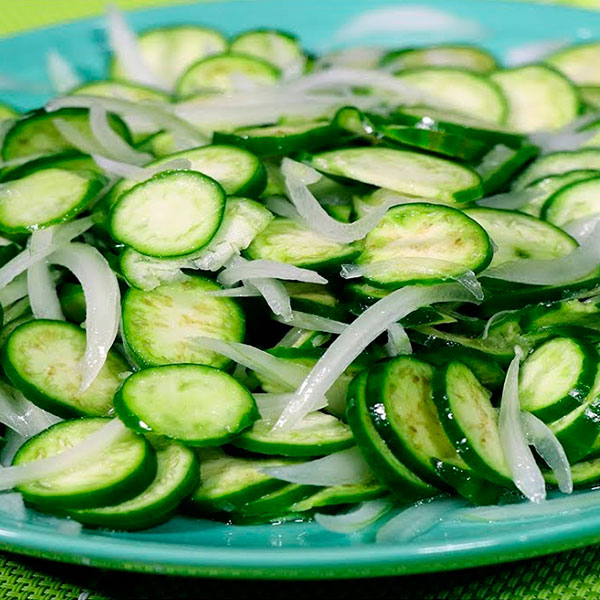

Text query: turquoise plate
(2, 0), (600, 579)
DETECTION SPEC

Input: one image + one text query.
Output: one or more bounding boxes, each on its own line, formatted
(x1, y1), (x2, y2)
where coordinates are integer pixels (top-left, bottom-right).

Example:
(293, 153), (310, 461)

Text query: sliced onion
(563, 214), (600, 243)
(0, 383), (61, 438)
(48, 243), (121, 392)
(0, 430), (24, 466)
(46, 49), (82, 94)
(0, 492), (26, 520)
(476, 188), (544, 210)
(252, 393), (324, 422)
(192, 337), (308, 389)
(499, 347), (546, 503)
(484, 220), (600, 285)
(476, 145), (514, 177)
(247, 278), (292, 320)
(262, 447), (374, 486)
(281, 158), (414, 242)
(53, 118), (103, 155)
(27, 259), (64, 320)
(0, 419), (126, 490)
(205, 285), (262, 298)
(530, 129), (598, 154)
(482, 309), (519, 340)
(340, 259), (484, 301)
(0, 273), (27, 307)
(375, 496), (467, 543)
(92, 155), (191, 180)
(47, 95), (206, 146)
(274, 282), (479, 431)
(315, 47), (385, 71)
(274, 310), (347, 334)
(3, 298), (30, 325)
(315, 497), (393, 534)
(218, 259), (327, 287)
(385, 322), (412, 356)
(89, 104), (152, 165)
(506, 39), (566, 67)
(276, 327), (329, 349)
(105, 5), (169, 91)
(521, 411), (572, 494)
(0, 217), (93, 289)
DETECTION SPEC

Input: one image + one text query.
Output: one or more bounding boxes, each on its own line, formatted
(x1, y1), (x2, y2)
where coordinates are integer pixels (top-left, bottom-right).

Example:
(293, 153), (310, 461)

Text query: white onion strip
(0, 419), (126, 490)
(27, 259), (64, 320)
(106, 5), (169, 91)
(262, 447), (374, 486)
(0, 273), (28, 307)
(563, 214), (600, 243)
(0, 383), (60, 438)
(521, 411), (573, 494)
(46, 50), (82, 94)
(385, 322), (412, 356)
(315, 497), (393, 534)
(205, 285), (262, 298)
(92, 155), (191, 180)
(0, 218), (93, 289)
(248, 278), (293, 320)
(253, 393), (326, 422)
(48, 243), (121, 392)
(53, 118), (103, 155)
(476, 188), (544, 210)
(282, 158), (414, 242)
(218, 259), (327, 287)
(499, 347), (546, 503)
(274, 310), (347, 334)
(274, 283), (479, 431)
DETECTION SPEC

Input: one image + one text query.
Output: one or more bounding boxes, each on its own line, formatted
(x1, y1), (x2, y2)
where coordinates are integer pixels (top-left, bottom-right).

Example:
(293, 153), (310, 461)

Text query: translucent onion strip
(92, 155), (191, 180)
(521, 411), (573, 494)
(53, 118), (103, 156)
(46, 49), (82, 94)
(218, 259), (327, 287)
(262, 447), (374, 486)
(253, 393), (322, 422)
(274, 283), (479, 431)
(48, 243), (121, 391)
(27, 259), (64, 320)
(273, 310), (348, 334)
(315, 497), (393, 534)
(498, 347), (546, 503)
(563, 214), (600, 243)
(0, 419), (127, 490)
(385, 322), (412, 356)
(0, 273), (28, 307)
(476, 188), (544, 210)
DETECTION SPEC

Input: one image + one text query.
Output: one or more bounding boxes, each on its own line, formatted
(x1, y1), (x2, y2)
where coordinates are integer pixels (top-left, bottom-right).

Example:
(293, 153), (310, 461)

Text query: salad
(0, 6), (599, 537)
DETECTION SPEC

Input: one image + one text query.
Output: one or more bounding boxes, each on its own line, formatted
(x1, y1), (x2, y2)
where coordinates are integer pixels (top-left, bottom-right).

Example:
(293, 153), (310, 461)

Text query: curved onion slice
(262, 447), (374, 486)
(315, 497), (393, 534)
(89, 104), (152, 165)
(252, 393), (325, 422)
(499, 347), (546, 503)
(218, 259), (327, 287)
(273, 310), (347, 334)
(482, 309), (519, 340)
(0, 218), (93, 289)
(0, 419), (127, 490)
(476, 188), (543, 210)
(46, 50), (82, 94)
(92, 155), (191, 180)
(106, 5), (170, 91)
(0, 273), (27, 307)
(484, 220), (600, 285)
(281, 158), (413, 243)
(521, 411), (573, 494)
(53, 118), (103, 155)
(376, 496), (467, 543)
(274, 283), (479, 431)
(563, 214), (600, 243)
(48, 243), (121, 392)
(205, 285), (262, 298)
(27, 259), (64, 320)
(385, 322), (412, 356)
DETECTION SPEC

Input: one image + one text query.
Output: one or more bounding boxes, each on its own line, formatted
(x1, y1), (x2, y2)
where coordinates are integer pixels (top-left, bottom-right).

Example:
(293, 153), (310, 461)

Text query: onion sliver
(27, 259), (64, 321)
(499, 347), (546, 503)
(46, 50), (82, 94)
(274, 283), (479, 431)
(218, 259), (327, 287)
(385, 322), (412, 356)
(274, 310), (347, 334)
(48, 243), (121, 392)
(315, 497), (393, 534)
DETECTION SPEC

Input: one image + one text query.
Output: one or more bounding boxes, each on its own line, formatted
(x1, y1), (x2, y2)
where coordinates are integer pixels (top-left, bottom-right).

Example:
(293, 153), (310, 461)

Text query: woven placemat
(2, 544), (600, 600)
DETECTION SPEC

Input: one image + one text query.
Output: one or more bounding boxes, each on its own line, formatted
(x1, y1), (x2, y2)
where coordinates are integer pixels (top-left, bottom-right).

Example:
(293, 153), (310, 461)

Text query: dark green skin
(345, 372), (436, 499)
(432, 362), (513, 487)
(0, 151), (100, 182)
(540, 175), (600, 221)
(68, 447), (200, 531)
(432, 459), (504, 505)
(236, 483), (320, 518)
(478, 144), (539, 195)
(364, 357), (450, 489)
(14, 418), (157, 510)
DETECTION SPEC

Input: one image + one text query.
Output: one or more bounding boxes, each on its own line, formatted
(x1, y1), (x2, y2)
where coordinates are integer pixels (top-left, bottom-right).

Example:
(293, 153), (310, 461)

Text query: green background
(1, 0), (600, 598)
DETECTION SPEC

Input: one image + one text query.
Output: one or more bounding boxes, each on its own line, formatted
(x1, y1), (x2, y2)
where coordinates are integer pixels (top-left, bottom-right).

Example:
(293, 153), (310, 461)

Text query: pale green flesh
(544, 178), (600, 226)
(112, 26), (227, 85)
(291, 480), (385, 512)
(230, 31), (306, 75)
(246, 218), (359, 267)
(521, 171), (600, 217)
(445, 362), (511, 478)
(0, 168), (93, 231)
(491, 65), (579, 132)
(177, 53), (280, 96)
(6, 322), (129, 416)
(110, 145), (262, 205)
(121, 365), (255, 442)
(395, 68), (506, 124)
(519, 338), (584, 412)
(464, 208), (576, 268)
(382, 359), (459, 465)
(581, 86), (600, 108)
(547, 43), (600, 86)
(310, 148), (481, 201)
(238, 411), (352, 447)
(192, 448), (290, 503)
(73, 440), (194, 517)
(514, 150), (600, 190)
(386, 46), (496, 73)
(111, 171), (224, 257)
(0, 103), (16, 120)
(15, 419), (147, 497)
(358, 204), (490, 284)
(122, 277), (244, 368)
(121, 196), (273, 290)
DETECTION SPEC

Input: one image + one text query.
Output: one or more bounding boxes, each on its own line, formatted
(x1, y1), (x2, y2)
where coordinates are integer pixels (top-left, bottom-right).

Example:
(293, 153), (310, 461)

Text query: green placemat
(1, 0), (600, 598)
